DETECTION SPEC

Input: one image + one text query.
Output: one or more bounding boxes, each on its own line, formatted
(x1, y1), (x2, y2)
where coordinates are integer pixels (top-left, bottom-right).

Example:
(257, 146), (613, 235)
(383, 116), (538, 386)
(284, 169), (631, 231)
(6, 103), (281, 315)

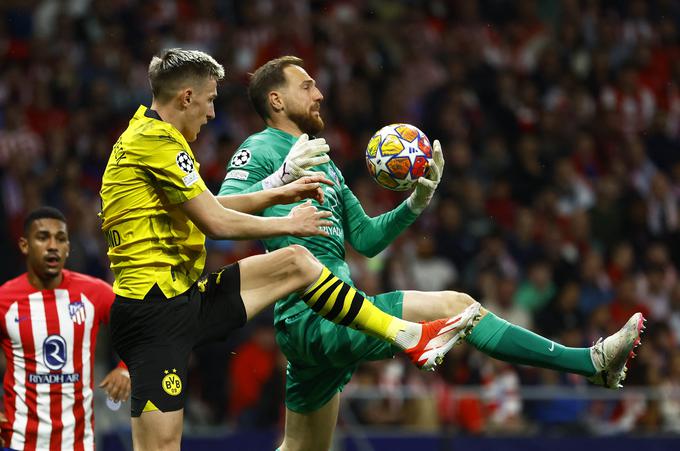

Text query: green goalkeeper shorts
(274, 290), (403, 413)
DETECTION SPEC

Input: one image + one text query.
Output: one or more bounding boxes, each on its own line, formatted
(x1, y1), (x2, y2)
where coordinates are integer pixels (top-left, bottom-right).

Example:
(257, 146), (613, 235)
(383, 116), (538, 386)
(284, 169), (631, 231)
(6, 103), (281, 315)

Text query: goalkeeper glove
(262, 134), (330, 189)
(407, 139), (444, 214)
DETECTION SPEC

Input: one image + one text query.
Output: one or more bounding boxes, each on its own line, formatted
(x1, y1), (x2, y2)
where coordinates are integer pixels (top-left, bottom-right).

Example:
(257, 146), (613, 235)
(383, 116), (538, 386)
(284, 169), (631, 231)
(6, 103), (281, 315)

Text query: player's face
(183, 77), (217, 142)
(19, 218), (70, 280)
(281, 65), (324, 136)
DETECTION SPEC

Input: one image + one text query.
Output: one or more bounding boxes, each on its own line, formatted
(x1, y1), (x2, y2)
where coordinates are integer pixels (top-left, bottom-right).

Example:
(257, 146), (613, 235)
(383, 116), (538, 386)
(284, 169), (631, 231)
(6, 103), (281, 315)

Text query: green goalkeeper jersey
(218, 127), (418, 323)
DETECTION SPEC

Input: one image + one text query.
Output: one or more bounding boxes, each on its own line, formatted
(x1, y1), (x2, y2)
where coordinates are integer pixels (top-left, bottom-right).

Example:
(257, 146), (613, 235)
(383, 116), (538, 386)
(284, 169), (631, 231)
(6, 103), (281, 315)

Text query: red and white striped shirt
(0, 270), (115, 451)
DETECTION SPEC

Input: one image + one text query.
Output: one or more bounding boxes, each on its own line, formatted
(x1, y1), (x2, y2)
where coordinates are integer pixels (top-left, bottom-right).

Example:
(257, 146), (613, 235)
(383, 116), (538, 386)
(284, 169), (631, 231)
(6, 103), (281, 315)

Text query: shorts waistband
(115, 284), (190, 304)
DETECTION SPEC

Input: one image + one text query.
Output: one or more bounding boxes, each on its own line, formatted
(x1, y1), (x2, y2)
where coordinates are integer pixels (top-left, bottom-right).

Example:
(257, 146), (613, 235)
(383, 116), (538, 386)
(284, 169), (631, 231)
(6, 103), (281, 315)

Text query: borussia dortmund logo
(162, 369), (182, 396)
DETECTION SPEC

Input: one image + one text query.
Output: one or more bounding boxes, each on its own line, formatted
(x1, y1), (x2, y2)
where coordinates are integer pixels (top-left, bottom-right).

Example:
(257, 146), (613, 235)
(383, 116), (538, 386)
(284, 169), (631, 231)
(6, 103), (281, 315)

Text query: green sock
(465, 313), (596, 376)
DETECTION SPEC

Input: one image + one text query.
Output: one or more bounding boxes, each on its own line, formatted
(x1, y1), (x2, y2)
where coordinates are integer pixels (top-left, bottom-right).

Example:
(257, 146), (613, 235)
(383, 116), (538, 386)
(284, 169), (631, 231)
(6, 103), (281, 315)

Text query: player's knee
(442, 291), (477, 317)
(133, 425), (181, 451)
(285, 245), (322, 287)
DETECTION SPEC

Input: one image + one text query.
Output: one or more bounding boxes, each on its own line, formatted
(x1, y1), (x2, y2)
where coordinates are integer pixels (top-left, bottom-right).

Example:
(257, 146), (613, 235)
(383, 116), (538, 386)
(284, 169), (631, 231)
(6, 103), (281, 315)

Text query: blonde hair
(148, 48), (225, 102)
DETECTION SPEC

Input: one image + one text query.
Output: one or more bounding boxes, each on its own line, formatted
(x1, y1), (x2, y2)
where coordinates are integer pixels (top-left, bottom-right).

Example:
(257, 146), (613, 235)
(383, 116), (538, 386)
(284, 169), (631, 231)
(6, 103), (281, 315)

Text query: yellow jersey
(100, 105), (208, 299)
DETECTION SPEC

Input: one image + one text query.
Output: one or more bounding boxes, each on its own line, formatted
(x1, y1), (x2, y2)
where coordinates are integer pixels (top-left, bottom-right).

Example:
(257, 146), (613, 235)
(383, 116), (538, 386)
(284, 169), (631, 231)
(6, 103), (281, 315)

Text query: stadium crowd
(1, 0), (679, 437)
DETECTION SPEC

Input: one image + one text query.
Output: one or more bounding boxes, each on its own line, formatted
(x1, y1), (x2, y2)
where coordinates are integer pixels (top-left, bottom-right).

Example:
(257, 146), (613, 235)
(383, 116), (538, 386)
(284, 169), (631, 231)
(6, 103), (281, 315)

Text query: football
(365, 123), (432, 191)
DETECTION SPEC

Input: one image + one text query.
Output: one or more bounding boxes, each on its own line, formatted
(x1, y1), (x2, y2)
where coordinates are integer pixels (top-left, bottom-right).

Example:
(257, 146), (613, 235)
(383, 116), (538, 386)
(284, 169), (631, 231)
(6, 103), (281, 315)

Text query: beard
(289, 108), (325, 136)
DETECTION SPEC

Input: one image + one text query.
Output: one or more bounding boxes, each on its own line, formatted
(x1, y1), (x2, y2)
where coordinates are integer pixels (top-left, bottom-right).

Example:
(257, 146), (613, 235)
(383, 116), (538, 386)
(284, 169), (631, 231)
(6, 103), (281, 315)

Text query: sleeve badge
(231, 149), (251, 167)
(176, 151), (195, 173)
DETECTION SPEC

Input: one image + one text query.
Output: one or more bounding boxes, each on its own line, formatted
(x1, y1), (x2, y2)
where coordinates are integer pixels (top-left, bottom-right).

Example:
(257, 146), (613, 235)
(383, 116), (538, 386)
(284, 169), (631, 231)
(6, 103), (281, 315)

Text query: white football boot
(588, 312), (646, 388)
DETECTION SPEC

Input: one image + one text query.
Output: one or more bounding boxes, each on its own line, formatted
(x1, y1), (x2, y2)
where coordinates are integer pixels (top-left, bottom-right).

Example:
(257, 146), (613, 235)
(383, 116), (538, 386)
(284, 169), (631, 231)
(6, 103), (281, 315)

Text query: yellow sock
(302, 267), (410, 343)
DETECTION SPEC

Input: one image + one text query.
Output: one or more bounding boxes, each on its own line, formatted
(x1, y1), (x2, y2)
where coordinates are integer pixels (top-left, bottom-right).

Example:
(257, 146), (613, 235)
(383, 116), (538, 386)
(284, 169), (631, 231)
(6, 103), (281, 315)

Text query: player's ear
(18, 237), (29, 256)
(269, 90), (284, 114)
(179, 88), (193, 109)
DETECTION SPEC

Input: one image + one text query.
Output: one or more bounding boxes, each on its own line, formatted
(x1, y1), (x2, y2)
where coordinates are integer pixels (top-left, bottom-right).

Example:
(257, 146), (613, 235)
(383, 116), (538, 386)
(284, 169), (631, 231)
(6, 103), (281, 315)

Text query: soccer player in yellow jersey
(100, 49), (479, 451)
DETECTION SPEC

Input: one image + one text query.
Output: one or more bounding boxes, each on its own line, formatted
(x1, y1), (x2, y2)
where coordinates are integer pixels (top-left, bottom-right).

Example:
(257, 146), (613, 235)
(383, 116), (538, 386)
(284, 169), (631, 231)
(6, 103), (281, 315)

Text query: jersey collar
(144, 108), (162, 121)
(22, 269), (71, 291)
(266, 126), (298, 143)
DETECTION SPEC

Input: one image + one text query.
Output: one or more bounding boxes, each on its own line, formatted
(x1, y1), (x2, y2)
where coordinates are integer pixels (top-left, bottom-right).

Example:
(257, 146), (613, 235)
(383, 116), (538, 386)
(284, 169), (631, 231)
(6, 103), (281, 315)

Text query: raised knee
(443, 291), (477, 316)
(285, 245), (321, 285)
(288, 245), (314, 268)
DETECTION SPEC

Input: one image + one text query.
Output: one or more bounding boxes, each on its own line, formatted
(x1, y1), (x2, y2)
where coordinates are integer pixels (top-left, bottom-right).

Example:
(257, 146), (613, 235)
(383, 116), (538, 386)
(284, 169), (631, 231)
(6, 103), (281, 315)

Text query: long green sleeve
(342, 187), (419, 257)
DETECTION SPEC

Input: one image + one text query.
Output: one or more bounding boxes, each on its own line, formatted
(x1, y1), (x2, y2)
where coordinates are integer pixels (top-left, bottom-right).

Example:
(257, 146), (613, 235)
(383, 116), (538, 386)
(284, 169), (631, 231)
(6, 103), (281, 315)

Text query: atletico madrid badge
(69, 301), (87, 325)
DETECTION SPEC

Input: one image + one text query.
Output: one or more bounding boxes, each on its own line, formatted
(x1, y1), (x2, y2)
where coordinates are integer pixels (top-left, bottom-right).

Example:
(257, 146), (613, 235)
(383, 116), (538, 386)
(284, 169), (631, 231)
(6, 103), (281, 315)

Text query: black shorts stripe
(323, 283), (351, 322)
(338, 292), (363, 327)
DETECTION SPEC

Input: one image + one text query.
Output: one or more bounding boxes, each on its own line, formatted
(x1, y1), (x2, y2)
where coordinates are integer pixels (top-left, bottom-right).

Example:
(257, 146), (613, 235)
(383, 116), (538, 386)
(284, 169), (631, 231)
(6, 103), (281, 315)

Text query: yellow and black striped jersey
(100, 105), (207, 299)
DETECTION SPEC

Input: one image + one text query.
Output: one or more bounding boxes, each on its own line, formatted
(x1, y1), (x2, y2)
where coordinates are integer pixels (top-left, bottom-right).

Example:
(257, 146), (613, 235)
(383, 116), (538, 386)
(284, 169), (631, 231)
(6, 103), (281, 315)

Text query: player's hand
(99, 367), (131, 402)
(0, 410), (8, 446)
(287, 200), (333, 236)
(407, 139), (444, 214)
(262, 134), (330, 189)
(273, 175), (334, 205)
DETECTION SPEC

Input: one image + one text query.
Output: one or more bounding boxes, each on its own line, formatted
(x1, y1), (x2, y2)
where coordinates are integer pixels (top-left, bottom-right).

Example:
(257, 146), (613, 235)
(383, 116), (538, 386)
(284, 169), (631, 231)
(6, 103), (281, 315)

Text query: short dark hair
(148, 48), (225, 103)
(23, 207), (67, 234)
(248, 56), (304, 120)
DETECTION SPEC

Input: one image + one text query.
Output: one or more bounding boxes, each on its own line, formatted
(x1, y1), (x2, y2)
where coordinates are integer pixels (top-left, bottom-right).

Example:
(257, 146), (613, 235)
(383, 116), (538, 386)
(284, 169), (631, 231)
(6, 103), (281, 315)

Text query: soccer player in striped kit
(0, 207), (131, 450)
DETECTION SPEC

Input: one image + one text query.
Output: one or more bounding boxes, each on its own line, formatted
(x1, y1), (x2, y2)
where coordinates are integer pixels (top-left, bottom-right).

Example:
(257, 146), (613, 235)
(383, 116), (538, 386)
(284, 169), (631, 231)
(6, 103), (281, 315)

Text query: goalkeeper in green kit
(219, 56), (645, 451)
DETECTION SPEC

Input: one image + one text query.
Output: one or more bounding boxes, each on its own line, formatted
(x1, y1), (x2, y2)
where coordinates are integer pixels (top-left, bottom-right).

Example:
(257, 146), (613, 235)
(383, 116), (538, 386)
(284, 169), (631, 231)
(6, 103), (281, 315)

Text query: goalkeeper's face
(20, 218), (70, 281)
(282, 65), (324, 136)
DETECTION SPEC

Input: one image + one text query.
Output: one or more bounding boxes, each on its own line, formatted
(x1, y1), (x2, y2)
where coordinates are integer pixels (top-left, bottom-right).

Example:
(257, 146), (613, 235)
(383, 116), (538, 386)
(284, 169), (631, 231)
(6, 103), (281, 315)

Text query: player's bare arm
(217, 174), (333, 214)
(181, 190), (332, 239)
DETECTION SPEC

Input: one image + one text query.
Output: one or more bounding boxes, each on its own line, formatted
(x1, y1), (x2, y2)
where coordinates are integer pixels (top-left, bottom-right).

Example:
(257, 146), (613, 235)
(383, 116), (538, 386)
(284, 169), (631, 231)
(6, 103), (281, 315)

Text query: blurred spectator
(536, 280), (584, 338)
(609, 276), (651, 326)
(506, 207), (542, 270)
(511, 134), (548, 206)
(227, 322), (284, 428)
(514, 259), (556, 313)
(659, 350), (680, 433)
(434, 198), (477, 271)
(588, 391), (649, 436)
(578, 250), (614, 315)
(669, 283), (680, 347)
(554, 158), (595, 216)
(627, 136), (659, 197)
(481, 272), (532, 330)
(606, 242), (635, 285)
(485, 177), (517, 231)
(600, 64), (656, 136)
(637, 264), (673, 321)
(645, 172), (679, 239)
(589, 176), (626, 251)
(464, 231), (519, 289)
(481, 359), (527, 434)
(406, 234), (458, 292)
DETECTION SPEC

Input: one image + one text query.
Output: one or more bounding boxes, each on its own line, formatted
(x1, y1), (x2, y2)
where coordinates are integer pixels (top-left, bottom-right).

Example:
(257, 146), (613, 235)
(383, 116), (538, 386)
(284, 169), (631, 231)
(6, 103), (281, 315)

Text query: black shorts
(110, 263), (247, 417)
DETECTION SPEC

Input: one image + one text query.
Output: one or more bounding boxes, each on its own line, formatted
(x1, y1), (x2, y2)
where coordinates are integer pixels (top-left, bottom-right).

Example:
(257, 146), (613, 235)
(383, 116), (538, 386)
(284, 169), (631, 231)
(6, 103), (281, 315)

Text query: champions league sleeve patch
(231, 149), (251, 167)
(176, 151), (195, 173)
(176, 151), (199, 186)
